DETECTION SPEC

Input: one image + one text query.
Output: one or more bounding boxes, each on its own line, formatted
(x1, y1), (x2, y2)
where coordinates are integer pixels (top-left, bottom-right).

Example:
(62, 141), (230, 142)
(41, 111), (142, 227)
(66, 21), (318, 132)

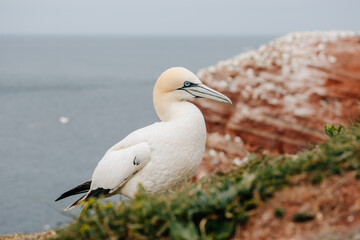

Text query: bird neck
(153, 93), (201, 122)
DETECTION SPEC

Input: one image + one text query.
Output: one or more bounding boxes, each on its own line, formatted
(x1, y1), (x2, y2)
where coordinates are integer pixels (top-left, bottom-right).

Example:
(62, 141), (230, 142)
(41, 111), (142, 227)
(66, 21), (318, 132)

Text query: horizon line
(0, 33), (281, 37)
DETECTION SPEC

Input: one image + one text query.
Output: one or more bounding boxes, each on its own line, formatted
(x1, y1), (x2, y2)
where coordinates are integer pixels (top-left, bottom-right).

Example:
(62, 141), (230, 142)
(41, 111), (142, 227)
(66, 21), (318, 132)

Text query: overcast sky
(0, 0), (359, 35)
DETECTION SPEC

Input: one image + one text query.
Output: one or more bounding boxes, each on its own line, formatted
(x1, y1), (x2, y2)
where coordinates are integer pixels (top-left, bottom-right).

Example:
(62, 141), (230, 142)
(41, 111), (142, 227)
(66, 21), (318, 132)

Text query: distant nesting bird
(56, 67), (231, 210)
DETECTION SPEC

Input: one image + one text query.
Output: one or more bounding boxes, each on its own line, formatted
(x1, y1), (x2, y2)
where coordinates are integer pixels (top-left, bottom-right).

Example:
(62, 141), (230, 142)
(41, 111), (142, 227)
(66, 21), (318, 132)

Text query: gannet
(56, 67), (231, 210)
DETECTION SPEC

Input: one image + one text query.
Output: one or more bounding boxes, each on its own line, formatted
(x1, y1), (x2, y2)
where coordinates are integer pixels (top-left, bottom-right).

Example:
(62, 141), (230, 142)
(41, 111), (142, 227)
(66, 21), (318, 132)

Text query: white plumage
(56, 67), (231, 210)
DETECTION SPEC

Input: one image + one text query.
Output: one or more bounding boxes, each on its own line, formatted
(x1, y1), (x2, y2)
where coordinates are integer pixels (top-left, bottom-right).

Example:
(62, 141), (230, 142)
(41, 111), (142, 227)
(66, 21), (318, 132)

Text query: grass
(53, 123), (360, 240)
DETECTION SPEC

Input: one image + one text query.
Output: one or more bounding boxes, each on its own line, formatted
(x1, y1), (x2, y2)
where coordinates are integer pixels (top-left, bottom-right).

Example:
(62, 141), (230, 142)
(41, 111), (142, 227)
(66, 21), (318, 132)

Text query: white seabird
(56, 67), (231, 210)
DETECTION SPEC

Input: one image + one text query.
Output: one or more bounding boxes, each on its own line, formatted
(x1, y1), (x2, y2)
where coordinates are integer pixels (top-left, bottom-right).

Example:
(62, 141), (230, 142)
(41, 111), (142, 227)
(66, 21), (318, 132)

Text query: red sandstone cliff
(193, 31), (360, 179)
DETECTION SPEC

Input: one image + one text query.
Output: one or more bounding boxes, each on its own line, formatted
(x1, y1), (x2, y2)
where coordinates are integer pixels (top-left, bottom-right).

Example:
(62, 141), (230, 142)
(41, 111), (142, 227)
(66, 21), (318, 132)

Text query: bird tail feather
(55, 180), (91, 202)
(64, 194), (88, 211)
(64, 188), (111, 211)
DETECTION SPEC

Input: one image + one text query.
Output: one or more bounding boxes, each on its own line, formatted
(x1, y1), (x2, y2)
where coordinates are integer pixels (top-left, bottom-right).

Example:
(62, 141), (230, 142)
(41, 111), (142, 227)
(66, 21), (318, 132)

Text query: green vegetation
(274, 208), (285, 218)
(54, 122), (360, 240)
(293, 211), (315, 222)
(324, 124), (344, 137)
(311, 174), (323, 184)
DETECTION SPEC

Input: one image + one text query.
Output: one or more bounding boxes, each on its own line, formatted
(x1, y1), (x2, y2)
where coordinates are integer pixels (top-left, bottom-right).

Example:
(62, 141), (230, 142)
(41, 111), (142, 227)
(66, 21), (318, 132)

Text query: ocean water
(0, 35), (274, 234)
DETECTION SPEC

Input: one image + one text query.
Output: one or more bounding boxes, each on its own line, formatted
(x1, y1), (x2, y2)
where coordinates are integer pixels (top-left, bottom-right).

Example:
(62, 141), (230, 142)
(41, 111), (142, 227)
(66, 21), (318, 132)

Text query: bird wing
(89, 141), (151, 194)
(108, 122), (161, 152)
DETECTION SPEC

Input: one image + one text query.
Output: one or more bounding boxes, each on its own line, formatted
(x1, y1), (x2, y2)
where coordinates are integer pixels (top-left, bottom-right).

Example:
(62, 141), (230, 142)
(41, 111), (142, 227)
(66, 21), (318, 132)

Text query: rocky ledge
(193, 31), (360, 180)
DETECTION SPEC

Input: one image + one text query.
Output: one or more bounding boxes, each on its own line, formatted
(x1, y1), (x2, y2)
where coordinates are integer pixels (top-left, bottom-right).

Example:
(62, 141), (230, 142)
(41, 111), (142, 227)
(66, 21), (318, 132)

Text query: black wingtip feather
(63, 188), (111, 211)
(84, 188), (111, 201)
(55, 180), (92, 202)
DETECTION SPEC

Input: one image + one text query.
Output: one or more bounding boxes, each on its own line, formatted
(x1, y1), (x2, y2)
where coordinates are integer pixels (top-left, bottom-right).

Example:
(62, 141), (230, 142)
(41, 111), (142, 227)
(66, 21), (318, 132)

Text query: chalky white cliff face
(56, 67), (231, 210)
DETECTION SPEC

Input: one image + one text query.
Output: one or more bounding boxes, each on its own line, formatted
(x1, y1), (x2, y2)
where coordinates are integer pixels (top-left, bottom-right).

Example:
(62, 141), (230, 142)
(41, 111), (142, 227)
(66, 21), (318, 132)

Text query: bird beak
(182, 84), (232, 104)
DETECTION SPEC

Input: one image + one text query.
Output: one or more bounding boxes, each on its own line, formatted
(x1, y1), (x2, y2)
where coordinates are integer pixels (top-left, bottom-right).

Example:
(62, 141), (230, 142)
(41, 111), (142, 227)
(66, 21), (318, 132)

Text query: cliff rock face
(193, 31), (360, 179)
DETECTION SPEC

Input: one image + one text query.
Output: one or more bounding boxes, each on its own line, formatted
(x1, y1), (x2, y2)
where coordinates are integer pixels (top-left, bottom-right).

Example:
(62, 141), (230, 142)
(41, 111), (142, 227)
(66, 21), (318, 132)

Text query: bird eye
(184, 81), (191, 87)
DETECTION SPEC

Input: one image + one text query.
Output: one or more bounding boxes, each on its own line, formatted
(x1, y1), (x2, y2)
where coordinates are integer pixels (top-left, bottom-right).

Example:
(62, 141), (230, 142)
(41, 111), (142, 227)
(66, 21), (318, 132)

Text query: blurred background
(0, 0), (359, 234)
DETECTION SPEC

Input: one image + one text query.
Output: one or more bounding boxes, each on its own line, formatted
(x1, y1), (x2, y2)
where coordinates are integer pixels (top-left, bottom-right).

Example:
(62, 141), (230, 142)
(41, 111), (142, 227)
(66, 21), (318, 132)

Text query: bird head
(154, 67), (232, 104)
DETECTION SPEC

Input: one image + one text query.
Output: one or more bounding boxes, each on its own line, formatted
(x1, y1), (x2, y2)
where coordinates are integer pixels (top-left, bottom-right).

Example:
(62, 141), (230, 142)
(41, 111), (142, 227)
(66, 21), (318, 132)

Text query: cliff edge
(194, 31), (360, 179)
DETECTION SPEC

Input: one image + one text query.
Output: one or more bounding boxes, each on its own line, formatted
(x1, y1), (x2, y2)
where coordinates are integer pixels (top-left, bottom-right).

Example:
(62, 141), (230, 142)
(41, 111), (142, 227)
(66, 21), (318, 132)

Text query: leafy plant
(311, 175), (323, 184)
(325, 124), (344, 137)
(293, 211), (315, 222)
(274, 208), (285, 218)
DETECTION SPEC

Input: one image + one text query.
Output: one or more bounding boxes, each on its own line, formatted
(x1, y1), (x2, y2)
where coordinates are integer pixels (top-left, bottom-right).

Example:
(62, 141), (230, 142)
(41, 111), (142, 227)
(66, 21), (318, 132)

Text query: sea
(0, 35), (274, 234)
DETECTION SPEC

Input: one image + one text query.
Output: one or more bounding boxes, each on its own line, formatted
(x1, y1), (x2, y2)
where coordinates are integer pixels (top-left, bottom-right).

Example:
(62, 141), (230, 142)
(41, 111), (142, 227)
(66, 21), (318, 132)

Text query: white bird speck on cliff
(55, 67), (232, 210)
